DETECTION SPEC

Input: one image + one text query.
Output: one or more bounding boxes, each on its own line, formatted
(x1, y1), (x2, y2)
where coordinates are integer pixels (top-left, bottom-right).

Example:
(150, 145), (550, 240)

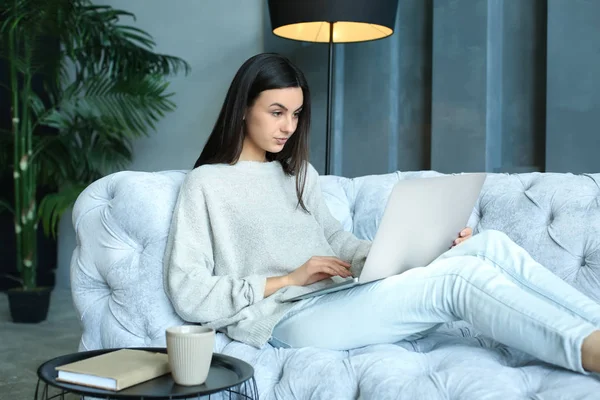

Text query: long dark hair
(193, 53), (312, 212)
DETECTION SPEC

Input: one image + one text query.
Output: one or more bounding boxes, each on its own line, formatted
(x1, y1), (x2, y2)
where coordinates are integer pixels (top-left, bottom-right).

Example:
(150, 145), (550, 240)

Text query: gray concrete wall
(340, 0), (434, 178)
(431, 0), (489, 173)
(431, 0), (547, 174)
(501, 0), (547, 172)
(546, 0), (600, 173)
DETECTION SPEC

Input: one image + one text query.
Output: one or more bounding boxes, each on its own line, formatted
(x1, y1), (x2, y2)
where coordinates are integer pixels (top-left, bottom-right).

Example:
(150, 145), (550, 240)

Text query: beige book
(55, 349), (170, 391)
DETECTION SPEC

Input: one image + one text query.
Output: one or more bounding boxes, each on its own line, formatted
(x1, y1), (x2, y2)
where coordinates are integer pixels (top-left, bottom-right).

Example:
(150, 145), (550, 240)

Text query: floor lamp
(267, 0), (399, 175)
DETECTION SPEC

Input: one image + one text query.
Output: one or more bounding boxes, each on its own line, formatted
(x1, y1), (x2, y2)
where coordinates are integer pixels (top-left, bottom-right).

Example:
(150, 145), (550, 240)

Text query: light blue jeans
(270, 230), (600, 374)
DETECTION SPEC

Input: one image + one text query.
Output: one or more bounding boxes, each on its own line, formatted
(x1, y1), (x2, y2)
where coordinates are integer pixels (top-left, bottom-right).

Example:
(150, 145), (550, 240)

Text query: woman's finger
(325, 256), (351, 268)
(329, 262), (351, 277)
(313, 266), (329, 277)
(324, 265), (340, 276)
(334, 264), (351, 277)
(453, 236), (466, 247)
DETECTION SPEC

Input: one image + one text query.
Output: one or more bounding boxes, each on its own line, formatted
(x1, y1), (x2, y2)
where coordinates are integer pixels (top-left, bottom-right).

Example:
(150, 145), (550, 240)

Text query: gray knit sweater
(163, 160), (371, 348)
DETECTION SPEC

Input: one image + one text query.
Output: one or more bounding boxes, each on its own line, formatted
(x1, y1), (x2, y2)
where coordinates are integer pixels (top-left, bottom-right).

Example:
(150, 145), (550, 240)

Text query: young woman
(163, 52), (600, 375)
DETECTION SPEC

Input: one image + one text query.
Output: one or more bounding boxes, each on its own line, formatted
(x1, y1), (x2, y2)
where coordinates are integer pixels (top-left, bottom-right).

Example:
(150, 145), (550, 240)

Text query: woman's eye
(271, 111), (282, 117)
(293, 113), (300, 119)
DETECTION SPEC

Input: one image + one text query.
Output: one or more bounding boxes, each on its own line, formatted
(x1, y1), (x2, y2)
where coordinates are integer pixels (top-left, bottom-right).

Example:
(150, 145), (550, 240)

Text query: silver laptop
(281, 173), (487, 303)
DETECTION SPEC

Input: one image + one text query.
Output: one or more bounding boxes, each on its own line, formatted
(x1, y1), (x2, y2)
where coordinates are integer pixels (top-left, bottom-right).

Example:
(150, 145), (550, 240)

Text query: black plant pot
(7, 287), (52, 323)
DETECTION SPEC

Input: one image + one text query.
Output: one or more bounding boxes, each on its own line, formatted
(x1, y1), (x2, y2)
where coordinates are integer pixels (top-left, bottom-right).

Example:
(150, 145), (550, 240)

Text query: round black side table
(35, 347), (259, 400)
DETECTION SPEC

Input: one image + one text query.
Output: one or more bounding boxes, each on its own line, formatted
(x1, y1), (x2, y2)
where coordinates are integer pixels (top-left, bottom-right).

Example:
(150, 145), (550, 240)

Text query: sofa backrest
(70, 170), (600, 350)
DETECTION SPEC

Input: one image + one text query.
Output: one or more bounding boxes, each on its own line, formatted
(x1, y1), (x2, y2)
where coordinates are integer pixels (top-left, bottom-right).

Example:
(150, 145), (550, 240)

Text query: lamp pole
(325, 22), (335, 176)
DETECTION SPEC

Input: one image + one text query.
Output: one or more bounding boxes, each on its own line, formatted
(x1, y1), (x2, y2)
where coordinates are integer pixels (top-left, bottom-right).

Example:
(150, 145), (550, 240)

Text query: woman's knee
(430, 255), (492, 279)
(446, 229), (515, 260)
(428, 257), (501, 308)
(478, 229), (531, 260)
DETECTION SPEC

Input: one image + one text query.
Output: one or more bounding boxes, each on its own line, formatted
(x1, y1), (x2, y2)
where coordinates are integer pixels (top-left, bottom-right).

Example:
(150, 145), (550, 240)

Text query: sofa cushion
(71, 171), (188, 349)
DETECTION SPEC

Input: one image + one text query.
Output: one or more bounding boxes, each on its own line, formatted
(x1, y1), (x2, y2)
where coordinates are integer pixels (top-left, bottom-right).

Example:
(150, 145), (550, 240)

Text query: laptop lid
(357, 173), (487, 284)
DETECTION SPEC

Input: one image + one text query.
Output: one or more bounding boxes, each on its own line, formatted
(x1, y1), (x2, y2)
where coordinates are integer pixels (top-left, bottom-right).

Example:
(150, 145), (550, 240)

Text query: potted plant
(0, 0), (189, 323)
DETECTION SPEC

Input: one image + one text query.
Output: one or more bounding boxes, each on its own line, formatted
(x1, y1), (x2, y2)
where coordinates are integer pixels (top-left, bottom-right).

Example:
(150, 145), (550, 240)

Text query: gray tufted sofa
(70, 169), (600, 399)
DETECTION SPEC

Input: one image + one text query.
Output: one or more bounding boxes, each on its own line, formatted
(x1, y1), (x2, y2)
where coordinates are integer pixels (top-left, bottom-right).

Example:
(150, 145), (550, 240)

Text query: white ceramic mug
(166, 326), (215, 386)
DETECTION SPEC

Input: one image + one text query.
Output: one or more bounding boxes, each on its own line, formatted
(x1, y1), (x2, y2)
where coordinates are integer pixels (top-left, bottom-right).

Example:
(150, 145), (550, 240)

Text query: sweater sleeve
(163, 172), (267, 324)
(305, 164), (372, 277)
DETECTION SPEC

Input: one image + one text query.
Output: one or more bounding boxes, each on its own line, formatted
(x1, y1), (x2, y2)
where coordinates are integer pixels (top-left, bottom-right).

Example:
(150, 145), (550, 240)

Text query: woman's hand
(286, 256), (353, 287)
(452, 227), (473, 248)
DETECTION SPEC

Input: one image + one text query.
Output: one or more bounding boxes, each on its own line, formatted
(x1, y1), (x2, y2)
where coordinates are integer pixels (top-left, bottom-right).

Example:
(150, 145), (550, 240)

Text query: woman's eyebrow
(269, 103), (303, 112)
(269, 102), (288, 110)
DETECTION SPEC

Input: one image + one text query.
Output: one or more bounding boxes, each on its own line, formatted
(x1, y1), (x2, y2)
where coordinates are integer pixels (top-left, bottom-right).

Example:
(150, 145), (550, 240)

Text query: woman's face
(241, 87), (304, 161)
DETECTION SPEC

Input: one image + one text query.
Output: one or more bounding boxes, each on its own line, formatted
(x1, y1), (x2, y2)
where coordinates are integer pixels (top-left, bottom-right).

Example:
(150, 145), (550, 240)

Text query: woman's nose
(282, 116), (295, 133)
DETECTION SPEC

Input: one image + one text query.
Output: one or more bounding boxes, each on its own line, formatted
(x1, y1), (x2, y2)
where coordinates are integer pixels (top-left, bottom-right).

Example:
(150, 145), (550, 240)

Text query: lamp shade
(267, 0), (399, 43)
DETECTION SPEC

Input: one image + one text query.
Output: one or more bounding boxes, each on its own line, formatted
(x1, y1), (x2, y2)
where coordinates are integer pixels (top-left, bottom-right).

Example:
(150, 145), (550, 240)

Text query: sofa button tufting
(527, 392), (540, 400)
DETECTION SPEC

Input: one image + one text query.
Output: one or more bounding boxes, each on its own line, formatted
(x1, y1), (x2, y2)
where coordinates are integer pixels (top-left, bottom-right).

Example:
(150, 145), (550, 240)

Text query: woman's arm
(265, 255), (353, 294)
(164, 172), (269, 323)
(265, 275), (290, 297)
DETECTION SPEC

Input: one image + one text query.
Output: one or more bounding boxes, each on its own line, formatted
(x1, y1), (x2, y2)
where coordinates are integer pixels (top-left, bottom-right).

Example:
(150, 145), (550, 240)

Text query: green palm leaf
(40, 73), (175, 138)
(32, 135), (73, 187)
(65, 4), (190, 80)
(38, 184), (87, 237)
(80, 133), (134, 181)
(0, 198), (15, 216)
